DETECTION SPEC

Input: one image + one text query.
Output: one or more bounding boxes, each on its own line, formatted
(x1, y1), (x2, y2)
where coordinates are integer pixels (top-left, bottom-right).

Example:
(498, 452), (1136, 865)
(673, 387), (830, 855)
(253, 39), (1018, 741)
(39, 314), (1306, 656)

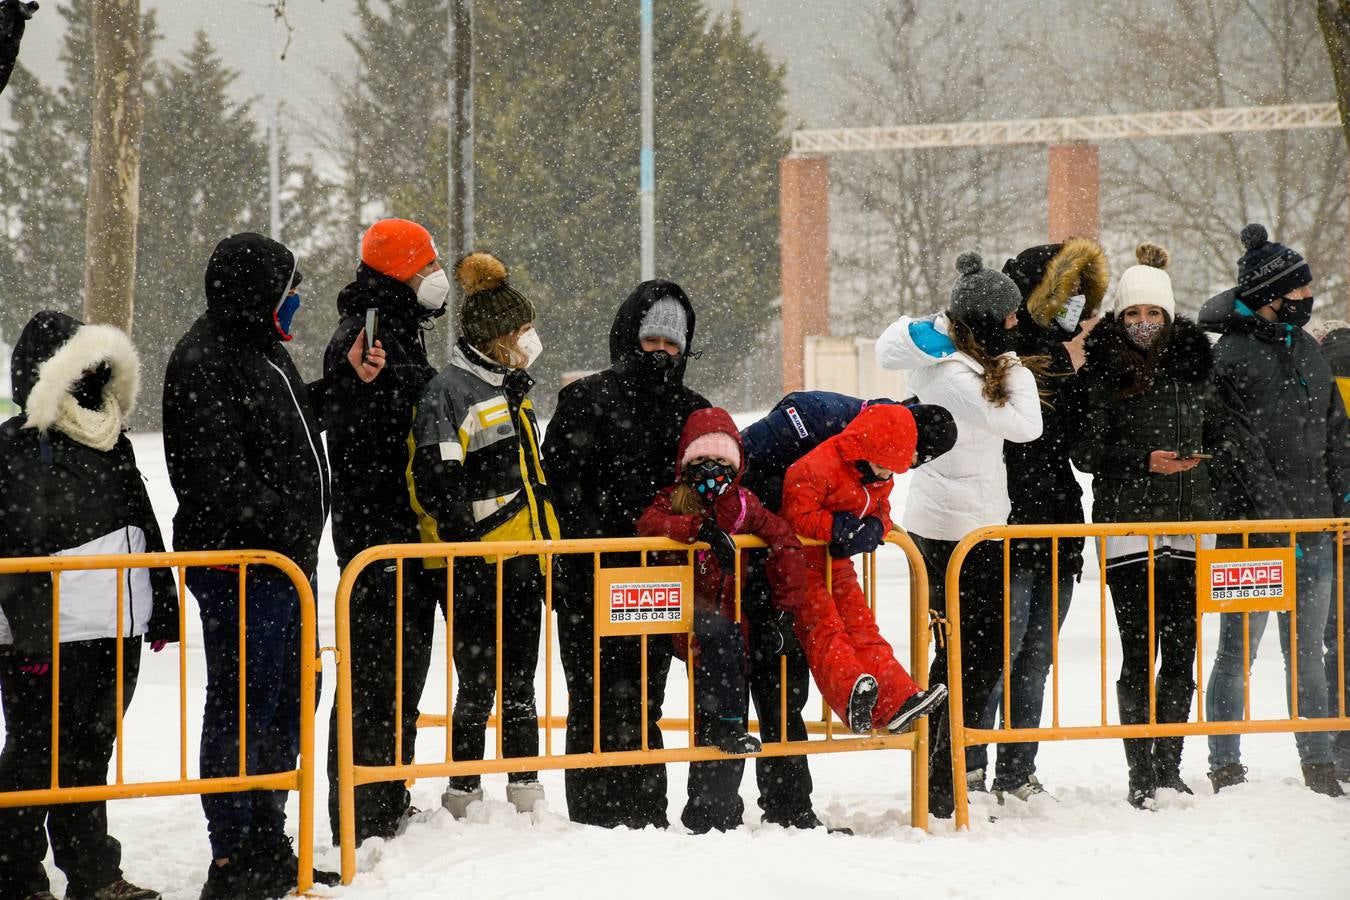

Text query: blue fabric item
(740, 391), (870, 511)
(909, 320), (956, 358)
(1234, 298), (1255, 318)
(274, 291), (301, 339)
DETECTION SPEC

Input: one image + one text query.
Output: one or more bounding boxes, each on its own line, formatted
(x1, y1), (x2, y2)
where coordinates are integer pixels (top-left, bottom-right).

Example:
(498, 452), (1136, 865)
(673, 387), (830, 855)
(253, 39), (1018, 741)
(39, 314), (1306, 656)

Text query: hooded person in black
(0, 0), (37, 96)
(318, 220), (443, 845)
(0, 310), (174, 900)
(543, 279), (709, 828)
(163, 233), (345, 897)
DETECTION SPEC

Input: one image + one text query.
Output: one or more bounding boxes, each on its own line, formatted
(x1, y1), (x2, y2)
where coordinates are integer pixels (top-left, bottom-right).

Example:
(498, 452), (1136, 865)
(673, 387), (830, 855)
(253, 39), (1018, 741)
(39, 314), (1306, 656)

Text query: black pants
(446, 555), (543, 791)
(914, 535), (1006, 819)
(556, 556), (672, 828)
(683, 555), (815, 832)
(326, 559), (439, 844)
(0, 638), (141, 900)
(1107, 557), (1197, 782)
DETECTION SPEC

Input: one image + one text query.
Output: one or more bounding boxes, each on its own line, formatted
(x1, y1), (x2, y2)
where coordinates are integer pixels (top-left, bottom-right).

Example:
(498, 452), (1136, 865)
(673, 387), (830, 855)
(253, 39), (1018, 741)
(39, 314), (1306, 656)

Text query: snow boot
(1154, 770), (1193, 795)
(246, 835), (340, 894)
(705, 717), (762, 755)
(1127, 771), (1156, 810)
(506, 780), (547, 813)
(199, 858), (268, 900)
(966, 766), (988, 794)
(885, 683), (948, 734)
(1302, 763), (1346, 798)
(847, 674), (880, 734)
(1207, 763), (1247, 793)
(66, 880), (161, 900)
(441, 783), (485, 819)
(995, 774), (1054, 804)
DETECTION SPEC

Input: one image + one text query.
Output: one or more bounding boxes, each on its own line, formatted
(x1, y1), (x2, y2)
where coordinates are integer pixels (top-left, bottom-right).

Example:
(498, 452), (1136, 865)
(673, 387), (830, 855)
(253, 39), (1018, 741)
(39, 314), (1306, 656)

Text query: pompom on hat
(455, 252), (537, 346)
(1113, 242), (1175, 319)
(1235, 223), (1311, 309)
(360, 219), (438, 282)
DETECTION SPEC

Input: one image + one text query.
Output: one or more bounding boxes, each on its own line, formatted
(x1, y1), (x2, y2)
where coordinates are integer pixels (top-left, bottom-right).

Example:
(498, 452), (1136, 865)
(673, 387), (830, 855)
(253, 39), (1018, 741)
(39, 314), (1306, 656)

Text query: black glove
(829, 512), (885, 557)
(756, 609), (794, 659)
(697, 517), (738, 573)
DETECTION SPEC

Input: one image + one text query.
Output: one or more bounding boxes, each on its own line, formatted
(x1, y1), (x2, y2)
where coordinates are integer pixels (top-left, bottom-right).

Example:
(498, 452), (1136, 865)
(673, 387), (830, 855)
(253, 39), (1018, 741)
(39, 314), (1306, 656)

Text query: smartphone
(364, 308), (378, 362)
(1181, 452), (1213, 460)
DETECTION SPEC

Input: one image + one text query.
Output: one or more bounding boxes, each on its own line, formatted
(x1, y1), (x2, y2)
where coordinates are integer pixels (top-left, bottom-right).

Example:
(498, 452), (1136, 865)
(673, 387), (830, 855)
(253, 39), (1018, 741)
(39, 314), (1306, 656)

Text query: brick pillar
(780, 155), (830, 393)
(1048, 142), (1100, 241)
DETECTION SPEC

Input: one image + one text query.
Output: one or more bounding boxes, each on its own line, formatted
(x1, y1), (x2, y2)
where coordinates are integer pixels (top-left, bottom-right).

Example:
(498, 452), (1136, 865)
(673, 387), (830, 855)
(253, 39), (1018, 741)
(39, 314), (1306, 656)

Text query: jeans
(193, 568), (313, 860)
(966, 546), (1074, 791)
(1206, 535), (1334, 769)
(0, 638), (140, 900)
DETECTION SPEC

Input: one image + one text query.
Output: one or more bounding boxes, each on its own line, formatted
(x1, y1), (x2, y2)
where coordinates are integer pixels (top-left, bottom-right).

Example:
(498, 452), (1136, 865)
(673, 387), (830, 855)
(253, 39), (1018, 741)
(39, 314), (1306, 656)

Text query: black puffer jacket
(1, 311), (178, 665)
(1073, 315), (1228, 523)
(163, 233), (331, 577)
(320, 263), (438, 565)
(543, 280), (710, 542)
(1198, 289), (1350, 524)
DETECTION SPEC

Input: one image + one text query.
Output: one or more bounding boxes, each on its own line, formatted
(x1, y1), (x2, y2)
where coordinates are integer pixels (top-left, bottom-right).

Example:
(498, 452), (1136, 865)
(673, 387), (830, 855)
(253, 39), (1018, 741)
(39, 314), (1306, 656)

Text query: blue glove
(830, 512), (885, 557)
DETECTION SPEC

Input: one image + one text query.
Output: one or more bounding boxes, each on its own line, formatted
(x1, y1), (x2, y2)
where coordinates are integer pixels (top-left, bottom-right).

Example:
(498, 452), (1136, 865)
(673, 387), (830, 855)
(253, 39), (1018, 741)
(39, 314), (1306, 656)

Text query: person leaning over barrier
(318, 218), (443, 847)
(1073, 243), (1234, 809)
(409, 252), (555, 819)
(0, 311), (177, 900)
(543, 279), (709, 829)
(163, 233), (369, 898)
(1197, 224), (1350, 799)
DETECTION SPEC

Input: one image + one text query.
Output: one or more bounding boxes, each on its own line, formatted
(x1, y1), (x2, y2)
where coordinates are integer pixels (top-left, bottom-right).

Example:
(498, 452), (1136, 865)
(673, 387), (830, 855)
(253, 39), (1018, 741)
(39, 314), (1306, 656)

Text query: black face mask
(71, 363), (112, 412)
(633, 349), (682, 385)
(1277, 296), (1314, 328)
(685, 460), (737, 499)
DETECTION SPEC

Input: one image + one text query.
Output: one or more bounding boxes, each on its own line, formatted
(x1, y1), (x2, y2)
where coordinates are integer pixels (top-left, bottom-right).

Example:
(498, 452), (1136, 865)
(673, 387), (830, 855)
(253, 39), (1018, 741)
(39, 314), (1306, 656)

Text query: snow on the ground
(6, 432), (1349, 899)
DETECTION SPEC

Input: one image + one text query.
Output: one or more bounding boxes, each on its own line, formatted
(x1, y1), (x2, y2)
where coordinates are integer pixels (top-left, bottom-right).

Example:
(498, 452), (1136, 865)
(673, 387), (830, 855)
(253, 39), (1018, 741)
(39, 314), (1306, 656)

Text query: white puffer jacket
(876, 313), (1043, 540)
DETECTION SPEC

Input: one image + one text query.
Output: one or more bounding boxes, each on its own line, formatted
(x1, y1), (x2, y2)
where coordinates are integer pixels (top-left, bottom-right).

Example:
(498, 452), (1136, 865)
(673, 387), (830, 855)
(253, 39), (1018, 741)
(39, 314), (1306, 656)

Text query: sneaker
(885, 683), (948, 734)
(1302, 762), (1347, 798)
(847, 674), (880, 734)
(705, 717), (762, 755)
(1207, 763), (1248, 793)
(994, 774), (1054, 804)
(66, 880), (161, 900)
(1154, 771), (1193, 795)
(506, 780), (547, 813)
(441, 784), (485, 819)
(966, 767), (988, 794)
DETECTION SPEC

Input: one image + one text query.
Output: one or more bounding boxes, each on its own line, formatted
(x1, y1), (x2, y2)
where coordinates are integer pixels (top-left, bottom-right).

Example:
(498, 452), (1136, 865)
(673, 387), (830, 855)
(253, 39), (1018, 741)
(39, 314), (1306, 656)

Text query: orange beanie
(360, 219), (437, 282)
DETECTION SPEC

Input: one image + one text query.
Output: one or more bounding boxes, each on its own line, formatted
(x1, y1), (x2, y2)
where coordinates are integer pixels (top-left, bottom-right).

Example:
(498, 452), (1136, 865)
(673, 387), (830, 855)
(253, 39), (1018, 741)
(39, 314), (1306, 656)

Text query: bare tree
(1318, 0), (1350, 152)
(83, 0), (143, 333)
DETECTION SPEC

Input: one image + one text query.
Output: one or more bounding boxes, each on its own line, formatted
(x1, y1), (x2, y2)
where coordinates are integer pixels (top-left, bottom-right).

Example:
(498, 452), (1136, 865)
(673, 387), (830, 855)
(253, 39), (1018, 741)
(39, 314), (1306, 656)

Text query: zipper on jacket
(264, 358), (326, 528)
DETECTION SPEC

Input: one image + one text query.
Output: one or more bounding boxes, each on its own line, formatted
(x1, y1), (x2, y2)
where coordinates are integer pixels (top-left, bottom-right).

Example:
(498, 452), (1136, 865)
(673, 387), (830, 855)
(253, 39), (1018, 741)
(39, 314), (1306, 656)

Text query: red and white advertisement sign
(609, 580), (684, 625)
(1208, 559), (1284, 601)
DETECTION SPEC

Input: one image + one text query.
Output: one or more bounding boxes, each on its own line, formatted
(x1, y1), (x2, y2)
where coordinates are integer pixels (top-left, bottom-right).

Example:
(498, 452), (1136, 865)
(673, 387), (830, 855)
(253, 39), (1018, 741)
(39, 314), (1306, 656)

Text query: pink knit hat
(681, 430), (741, 470)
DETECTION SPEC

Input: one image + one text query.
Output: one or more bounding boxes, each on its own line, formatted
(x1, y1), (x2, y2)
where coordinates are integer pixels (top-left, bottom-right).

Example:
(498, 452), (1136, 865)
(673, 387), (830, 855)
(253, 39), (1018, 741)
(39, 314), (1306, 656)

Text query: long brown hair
(1112, 313), (1174, 399)
(669, 483), (708, 516)
(949, 318), (1052, 406)
(478, 331), (528, 369)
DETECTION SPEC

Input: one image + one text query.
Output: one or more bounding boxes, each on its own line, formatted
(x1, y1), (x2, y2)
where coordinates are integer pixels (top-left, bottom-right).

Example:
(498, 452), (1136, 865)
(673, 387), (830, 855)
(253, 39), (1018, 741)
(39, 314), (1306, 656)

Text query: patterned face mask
(1125, 320), (1165, 349)
(685, 460), (736, 499)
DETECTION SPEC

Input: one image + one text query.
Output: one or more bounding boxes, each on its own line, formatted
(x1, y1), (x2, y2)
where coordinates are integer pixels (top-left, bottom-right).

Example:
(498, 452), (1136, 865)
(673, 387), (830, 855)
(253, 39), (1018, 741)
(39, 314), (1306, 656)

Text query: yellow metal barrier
(334, 532), (930, 884)
(942, 518), (1350, 830)
(0, 550), (320, 893)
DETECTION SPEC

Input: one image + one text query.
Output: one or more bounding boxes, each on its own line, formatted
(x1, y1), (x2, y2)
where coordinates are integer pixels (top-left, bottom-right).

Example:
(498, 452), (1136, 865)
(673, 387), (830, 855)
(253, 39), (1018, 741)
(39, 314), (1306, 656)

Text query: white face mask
(517, 327), (543, 368)
(416, 269), (451, 311)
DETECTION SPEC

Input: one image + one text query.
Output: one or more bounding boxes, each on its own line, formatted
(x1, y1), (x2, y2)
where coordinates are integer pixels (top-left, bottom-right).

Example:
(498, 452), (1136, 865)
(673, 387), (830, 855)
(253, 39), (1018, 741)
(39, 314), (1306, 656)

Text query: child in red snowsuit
(637, 407), (806, 758)
(781, 403), (948, 734)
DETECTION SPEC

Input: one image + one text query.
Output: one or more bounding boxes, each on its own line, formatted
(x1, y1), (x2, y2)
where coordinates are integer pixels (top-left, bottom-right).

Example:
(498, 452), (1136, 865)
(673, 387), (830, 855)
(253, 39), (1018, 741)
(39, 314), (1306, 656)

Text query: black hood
(1198, 286), (1289, 344)
(608, 279), (697, 380)
(204, 232), (302, 328)
(10, 310), (81, 410)
(1321, 328), (1350, 378)
(1084, 313), (1214, 389)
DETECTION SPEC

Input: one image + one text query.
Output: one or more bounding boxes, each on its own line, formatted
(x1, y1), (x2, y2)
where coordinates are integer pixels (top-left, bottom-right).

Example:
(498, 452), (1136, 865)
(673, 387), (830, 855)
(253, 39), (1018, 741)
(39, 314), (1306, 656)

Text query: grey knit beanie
(639, 296), (688, 352)
(947, 252), (1022, 323)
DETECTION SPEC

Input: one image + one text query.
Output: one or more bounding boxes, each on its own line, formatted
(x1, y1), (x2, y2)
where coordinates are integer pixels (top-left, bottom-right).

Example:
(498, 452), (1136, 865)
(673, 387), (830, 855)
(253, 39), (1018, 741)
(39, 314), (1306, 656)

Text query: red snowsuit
(636, 408), (805, 643)
(780, 404), (921, 729)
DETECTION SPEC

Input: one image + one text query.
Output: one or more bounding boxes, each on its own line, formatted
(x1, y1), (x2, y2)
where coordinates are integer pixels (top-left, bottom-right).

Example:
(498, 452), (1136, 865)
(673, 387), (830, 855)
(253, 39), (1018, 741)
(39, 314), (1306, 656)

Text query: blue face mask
(274, 292), (301, 341)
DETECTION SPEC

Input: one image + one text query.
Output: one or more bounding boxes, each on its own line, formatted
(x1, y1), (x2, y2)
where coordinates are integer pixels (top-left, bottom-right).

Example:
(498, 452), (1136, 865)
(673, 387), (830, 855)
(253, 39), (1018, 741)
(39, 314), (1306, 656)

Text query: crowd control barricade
(334, 532), (930, 884)
(0, 550), (321, 893)
(941, 518), (1350, 830)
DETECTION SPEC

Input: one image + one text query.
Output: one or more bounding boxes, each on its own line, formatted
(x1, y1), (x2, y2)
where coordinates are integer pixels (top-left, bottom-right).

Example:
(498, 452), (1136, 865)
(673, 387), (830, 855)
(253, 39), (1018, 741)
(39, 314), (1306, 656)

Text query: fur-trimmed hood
(1083, 313), (1213, 390)
(1003, 238), (1109, 330)
(11, 310), (139, 431)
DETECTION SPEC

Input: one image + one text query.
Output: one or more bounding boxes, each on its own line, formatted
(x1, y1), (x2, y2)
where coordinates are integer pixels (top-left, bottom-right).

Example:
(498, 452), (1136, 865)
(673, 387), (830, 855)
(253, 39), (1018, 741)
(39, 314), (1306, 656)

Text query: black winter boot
(246, 835), (341, 894)
(1207, 763), (1247, 793)
(848, 674), (879, 734)
(199, 858), (269, 900)
(1302, 763), (1346, 798)
(703, 717), (762, 756)
(1127, 769), (1156, 810)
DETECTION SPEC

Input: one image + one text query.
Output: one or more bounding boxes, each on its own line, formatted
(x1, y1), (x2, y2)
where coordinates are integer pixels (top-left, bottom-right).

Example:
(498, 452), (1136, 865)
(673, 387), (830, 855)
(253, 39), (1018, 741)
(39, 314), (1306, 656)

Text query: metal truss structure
(790, 102), (1341, 154)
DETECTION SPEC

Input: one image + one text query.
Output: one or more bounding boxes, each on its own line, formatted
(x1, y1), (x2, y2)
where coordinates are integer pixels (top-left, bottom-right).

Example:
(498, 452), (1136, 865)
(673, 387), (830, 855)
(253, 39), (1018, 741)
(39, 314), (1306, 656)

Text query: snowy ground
(5, 431), (1349, 899)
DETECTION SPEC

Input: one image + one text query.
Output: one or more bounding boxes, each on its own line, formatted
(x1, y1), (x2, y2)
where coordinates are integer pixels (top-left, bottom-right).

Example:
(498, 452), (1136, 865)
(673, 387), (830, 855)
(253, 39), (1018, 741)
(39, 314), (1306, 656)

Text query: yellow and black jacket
(408, 338), (558, 561)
